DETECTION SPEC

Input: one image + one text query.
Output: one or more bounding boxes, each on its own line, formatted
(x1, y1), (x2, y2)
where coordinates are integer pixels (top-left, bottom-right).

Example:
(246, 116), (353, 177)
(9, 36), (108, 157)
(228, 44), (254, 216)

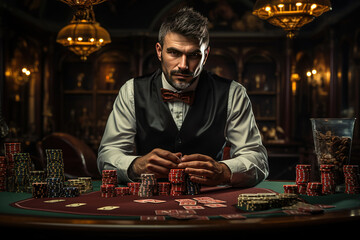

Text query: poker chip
(296, 164), (311, 185)
(77, 177), (93, 193)
(169, 169), (186, 196)
(62, 186), (80, 197)
(343, 165), (360, 194)
(185, 173), (201, 195)
(138, 173), (157, 197)
(4, 142), (22, 192)
(46, 149), (65, 183)
(101, 184), (115, 198)
(283, 184), (299, 194)
(320, 164), (336, 195)
(102, 170), (117, 185)
(115, 187), (129, 196)
(306, 182), (322, 196)
(297, 183), (307, 195)
(13, 153), (31, 193)
(68, 177), (93, 194)
(47, 177), (64, 197)
(237, 193), (298, 211)
(0, 156), (7, 191)
(128, 182), (141, 195)
(32, 182), (48, 198)
(157, 182), (170, 195)
(29, 171), (45, 185)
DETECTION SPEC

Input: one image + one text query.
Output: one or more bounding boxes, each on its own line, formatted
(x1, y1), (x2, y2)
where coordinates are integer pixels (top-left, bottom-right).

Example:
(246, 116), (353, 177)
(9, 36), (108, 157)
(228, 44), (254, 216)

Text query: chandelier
(56, 0), (111, 61)
(252, 0), (332, 38)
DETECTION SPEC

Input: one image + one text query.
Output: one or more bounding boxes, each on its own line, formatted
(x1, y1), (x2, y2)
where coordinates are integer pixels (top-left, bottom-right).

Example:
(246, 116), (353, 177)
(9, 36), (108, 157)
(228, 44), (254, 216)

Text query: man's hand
(131, 148), (181, 178)
(177, 154), (231, 186)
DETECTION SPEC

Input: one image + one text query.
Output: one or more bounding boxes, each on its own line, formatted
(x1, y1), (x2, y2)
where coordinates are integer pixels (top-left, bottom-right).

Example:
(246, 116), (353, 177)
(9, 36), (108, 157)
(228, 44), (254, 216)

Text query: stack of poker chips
(4, 142), (21, 192)
(100, 184), (115, 198)
(128, 182), (141, 195)
(47, 177), (63, 197)
(0, 156), (6, 191)
(68, 177), (93, 194)
(13, 153), (31, 193)
(169, 169), (186, 196)
(138, 173), (157, 197)
(157, 182), (170, 195)
(306, 182), (322, 196)
(296, 164), (311, 194)
(102, 170), (117, 185)
(46, 149), (65, 183)
(237, 193), (298, 211)
(185, 173), (201, 195)
(62, 186), (80, 197)
(115, 187), (129, 196)
(320, 164), (336, 195)
(343, 165), (360, 194)
(283, 184), (299, 194)
(101, 170), (117, 197)
(32, 182), (48, 198)
(78, 177), (93, 193)
(29, 171), (46, 185)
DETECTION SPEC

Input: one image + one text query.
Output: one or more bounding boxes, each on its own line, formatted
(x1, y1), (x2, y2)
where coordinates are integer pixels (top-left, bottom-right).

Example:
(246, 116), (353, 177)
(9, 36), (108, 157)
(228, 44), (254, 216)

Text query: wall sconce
(307, 69), (319, 86)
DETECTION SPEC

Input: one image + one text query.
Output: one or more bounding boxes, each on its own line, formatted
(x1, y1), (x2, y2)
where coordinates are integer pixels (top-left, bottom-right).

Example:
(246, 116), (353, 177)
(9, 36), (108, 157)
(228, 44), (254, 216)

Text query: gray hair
(158, 7), (209, 48)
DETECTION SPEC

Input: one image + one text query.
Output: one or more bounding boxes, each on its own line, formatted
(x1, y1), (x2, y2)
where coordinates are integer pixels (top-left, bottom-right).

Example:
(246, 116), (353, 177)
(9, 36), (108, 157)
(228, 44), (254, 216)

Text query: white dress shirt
(97, 72), (269, 187)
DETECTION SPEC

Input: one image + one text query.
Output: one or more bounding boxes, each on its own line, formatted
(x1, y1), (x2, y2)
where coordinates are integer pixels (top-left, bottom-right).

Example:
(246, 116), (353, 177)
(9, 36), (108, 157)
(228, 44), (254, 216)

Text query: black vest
(134, 69), (231, 161)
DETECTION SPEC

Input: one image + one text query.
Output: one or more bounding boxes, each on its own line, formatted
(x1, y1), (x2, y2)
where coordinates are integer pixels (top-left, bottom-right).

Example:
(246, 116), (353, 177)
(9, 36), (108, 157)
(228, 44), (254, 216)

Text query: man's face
(156, 32), (209, 90)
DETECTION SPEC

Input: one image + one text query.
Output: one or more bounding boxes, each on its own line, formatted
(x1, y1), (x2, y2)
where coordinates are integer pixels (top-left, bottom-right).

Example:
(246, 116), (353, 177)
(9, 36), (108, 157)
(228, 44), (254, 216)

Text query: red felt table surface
(12, 186), (276, 217)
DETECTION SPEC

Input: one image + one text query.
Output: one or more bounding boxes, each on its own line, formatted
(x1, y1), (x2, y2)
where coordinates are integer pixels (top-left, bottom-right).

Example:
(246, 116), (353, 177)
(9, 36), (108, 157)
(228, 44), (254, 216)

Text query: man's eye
(188, 52), (201, 59)
(168, 51), (181, 57)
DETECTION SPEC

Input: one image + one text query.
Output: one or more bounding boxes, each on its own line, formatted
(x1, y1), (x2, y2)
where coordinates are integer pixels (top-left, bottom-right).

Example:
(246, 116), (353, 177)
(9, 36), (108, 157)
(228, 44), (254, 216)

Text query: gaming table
(0, 180), (359, 238)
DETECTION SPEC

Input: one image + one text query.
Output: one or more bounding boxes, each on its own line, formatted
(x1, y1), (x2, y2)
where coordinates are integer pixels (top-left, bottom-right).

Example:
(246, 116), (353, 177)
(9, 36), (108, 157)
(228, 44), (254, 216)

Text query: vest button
(176, 137), (182, 144)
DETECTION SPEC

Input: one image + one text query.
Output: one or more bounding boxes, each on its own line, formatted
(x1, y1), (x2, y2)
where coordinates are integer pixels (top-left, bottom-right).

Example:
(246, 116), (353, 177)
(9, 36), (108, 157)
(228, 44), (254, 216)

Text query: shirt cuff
(220, 157), (266, 188)
(102, 155), (139, 183)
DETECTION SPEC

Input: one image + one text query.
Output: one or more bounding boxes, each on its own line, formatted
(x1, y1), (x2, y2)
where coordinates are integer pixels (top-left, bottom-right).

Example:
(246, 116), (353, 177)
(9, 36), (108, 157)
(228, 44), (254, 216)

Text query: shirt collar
(161, 72), (199, 93)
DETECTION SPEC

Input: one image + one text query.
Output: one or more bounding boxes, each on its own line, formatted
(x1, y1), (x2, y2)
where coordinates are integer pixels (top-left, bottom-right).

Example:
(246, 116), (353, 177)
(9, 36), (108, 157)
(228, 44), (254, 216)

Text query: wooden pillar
(284, 38), (293, 141)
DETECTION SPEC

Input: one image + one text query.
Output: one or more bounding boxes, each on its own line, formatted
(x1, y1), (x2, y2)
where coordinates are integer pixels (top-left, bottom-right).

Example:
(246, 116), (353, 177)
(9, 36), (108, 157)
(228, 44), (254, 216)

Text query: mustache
(170, 69), (194, 77)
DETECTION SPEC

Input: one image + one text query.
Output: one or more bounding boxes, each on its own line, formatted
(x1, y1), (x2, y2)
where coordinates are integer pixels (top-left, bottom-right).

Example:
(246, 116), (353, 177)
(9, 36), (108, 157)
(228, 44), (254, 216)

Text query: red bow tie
(161, 88), (195, 105)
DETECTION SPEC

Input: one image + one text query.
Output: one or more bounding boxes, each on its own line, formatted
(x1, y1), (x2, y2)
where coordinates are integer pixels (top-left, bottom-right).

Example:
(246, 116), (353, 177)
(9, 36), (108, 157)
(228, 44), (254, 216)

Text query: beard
(161, 63), (200, 91)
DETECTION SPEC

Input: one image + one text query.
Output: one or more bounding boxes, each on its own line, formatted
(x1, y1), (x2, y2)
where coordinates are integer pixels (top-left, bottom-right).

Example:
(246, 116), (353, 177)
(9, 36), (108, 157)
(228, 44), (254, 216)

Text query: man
(97, 8), (269, 187)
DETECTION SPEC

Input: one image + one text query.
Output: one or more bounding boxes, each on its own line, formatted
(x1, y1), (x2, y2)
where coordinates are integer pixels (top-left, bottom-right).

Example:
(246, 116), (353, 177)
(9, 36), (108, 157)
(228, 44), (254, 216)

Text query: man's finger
(155, 149), (181, 163)
(180, 154), (209, 162)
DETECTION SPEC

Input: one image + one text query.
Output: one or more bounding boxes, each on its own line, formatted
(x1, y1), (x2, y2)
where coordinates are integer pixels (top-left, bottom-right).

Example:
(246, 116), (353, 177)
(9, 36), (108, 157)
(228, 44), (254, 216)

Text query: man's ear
(203, 46), (210, 65)
(155, 43), (162, 61)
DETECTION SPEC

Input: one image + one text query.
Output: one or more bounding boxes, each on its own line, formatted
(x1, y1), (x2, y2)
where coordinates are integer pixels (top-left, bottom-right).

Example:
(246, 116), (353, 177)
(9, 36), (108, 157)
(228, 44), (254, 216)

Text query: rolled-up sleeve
(97, 79), (139, 183)
(221, 81), (269, 187)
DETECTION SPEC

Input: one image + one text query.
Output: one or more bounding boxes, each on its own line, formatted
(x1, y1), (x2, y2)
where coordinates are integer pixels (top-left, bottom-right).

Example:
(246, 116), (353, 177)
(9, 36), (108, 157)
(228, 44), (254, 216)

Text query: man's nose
(178, 54), (189, 70)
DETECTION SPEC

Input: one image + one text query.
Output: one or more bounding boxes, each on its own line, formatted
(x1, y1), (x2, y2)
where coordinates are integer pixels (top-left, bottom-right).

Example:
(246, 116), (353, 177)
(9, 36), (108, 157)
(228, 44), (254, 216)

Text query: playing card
(150, 199), (167, 203)
(134, 199), (149, 203)
(193, 197), (214, 201)
(178, 200), (197, 206)
(97, 206), (120, 210)
(43, 199), (66, 203)
(220, 214), (246, 219)
(155, 209), (197, 215)
(134, 199), (166, 203)
(183, 205), (204, 210)
(204, 203), (227, 208)
(65, 203), (87, 207)
(140, 216), (166, 221)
